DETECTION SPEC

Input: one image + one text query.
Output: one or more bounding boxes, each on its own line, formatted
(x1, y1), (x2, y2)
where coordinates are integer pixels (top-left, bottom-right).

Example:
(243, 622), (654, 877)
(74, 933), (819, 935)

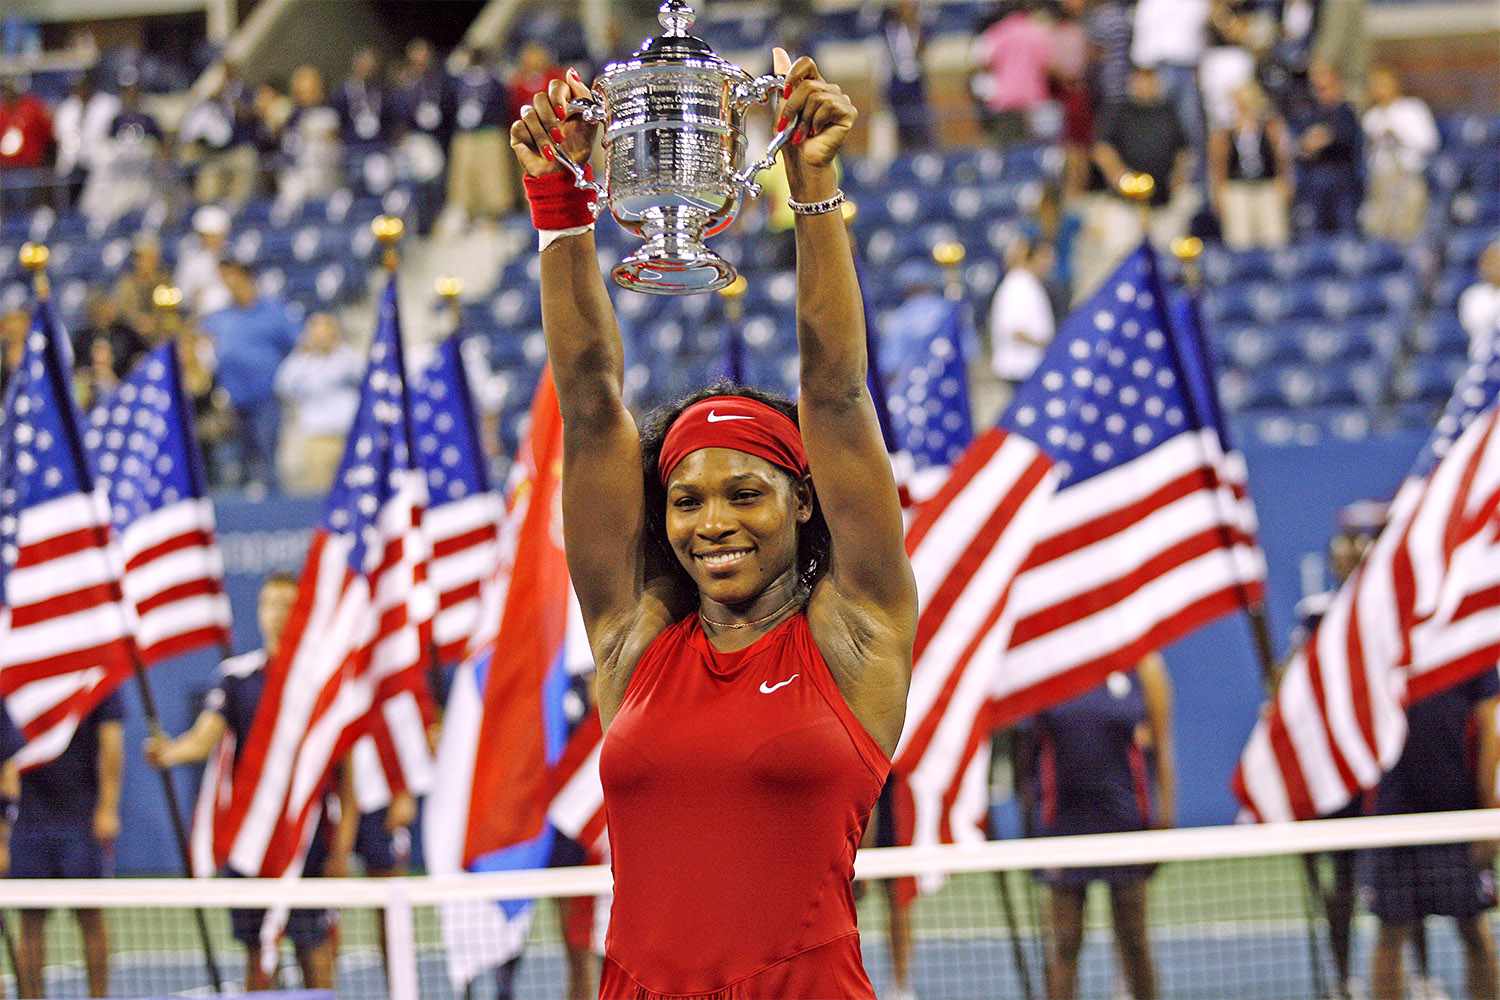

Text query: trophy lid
(606, 0), (746, 78)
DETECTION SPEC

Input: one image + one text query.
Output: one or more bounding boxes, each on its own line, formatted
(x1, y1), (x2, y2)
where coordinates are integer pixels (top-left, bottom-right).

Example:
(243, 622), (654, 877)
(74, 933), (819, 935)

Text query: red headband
(657, 396), (809, 485)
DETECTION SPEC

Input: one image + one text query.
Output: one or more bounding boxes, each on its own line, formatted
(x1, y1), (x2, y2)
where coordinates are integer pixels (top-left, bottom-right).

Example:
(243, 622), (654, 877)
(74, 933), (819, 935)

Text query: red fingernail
(776, 115), (788, 132)
(555, 105), (567, 119)
(543, 146), (556, 161)
(567, 68), (581, 80)
(551, 127), (566, 143)
(792, 128), (804, 145)
(782, 82), (793, 99)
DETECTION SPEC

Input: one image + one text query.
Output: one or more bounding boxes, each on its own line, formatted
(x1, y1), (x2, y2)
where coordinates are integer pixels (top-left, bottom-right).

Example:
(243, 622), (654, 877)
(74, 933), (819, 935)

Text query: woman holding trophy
(509, 13), (917, 998)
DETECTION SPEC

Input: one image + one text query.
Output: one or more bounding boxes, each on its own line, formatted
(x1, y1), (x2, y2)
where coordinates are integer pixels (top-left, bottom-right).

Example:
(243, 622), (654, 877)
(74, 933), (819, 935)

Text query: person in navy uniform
(147, 572), (355, 990)
(1, 690), (125, 999)
(1022, 654), (1175, 1000)
(1363, 669), (1500, 1000)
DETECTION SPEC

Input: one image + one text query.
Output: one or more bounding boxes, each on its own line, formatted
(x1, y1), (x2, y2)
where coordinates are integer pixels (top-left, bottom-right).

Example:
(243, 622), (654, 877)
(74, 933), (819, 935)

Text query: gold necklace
(699, 588), (806, 631)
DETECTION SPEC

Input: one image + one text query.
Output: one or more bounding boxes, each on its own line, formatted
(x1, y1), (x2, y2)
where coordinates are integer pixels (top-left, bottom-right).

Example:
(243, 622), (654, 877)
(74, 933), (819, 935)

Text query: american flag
(0, 299), (139, 770)
(895, 245), (1263, 847)
(413, 334), (503, 665)
(884, 300), (975, 506)
(1234, 345), (1500, 821)
(221, 278), (435, 876)
(86, 344), (232, 664)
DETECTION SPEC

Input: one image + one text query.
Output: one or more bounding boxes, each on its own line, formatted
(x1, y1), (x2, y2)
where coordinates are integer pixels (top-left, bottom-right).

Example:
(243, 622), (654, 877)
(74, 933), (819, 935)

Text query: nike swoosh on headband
(706, 411), (755, 423)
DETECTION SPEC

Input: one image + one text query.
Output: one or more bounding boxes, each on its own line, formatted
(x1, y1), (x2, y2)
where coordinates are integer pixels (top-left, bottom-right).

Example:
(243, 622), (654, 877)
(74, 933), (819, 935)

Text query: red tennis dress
(598, 612), (889, 999)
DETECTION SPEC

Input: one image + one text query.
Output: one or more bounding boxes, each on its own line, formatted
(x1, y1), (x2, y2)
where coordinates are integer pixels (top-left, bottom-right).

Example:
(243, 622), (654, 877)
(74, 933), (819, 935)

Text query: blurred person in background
(80, 74), (164, 229)
(1, 692), (124, 999)
(1079, 65), (1194, 296)
(335, 47), (394, 148)
(1360, 65), (1438, 244)
(1130, 0), (1209, 162)
(1049, 0), (1092, 196)
(1363, 669), (1499, 1000)
(277, 64), (342, 210)
(1292, 61), (1361, 235)
(273, 311), (363, 496)
(1312, 0), (1368, 103)
(1208, 81), (1293, 249)
(1023, 184), (1080, 305)
(988, 236), (1055, 408)
(51, 72), (119, 208)
(111, 233), (170, 338)
(1084, 0), (1135, 113)
(176, 204), (232, 318)
(147, 573), (353, 991)
(393, 39), (451, 180)
(1019, 654), (1174, 1000)
(972, 1), (1053, 145)
(1199, 0), (1257, 134)
(508, 40), (567, 126)
(864, 0), (933, 151)
(200, 259), (300, 494)
(0, 307), (30, 396)
(444, 46), (515, 232)
(1460, 241), (1500, 365)
(72, 290), (148, 406)
(0, 73), (53, 212)
(179, 60), (260, 207)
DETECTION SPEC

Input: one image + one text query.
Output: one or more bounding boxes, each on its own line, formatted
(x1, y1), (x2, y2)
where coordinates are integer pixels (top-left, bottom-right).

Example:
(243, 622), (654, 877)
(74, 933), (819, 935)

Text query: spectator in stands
(81, 75), (165, 229)
(52, 72), (119, 209)
(1023, 184), (1081, 304)
(111, 233), (169, 338)
(395, 38), (449, 143)
(988, 236), (1056, 402)
(179, 60), (260, 207)
(1, 692), (124, 999)
(1312, 0), (1368, 102)
(176, 204), (233, 318)
(1208, 81), (1293, 249)
(72, 290), (148, 405)
(0, 73), (53, 212)
(865, 0), (932, 151)
(1084, 0), (1134, 112)
(1460, 241), (1500, 364)
(1199, 1), (1257, 134)
(1131, 0), (1210, 157)
(1019, 655), (1174, 1000)
(0, 307), (28, 396)
(1363, 673), (1499, 1000)
(509, 40), (567, 127)
(1360, 65), (1438, 244)
(1049, 0), (1092, 196)
(971, 1), (1053, 145)
(146, 573), (353, 991)
(1079, 65), (1194, 295)
(444, 47), (515, 231)
(277, 64), (342, 210)
(1292, 61), (1361, 235)
(274, 311), (363, 496)
(200, 259), (300, 494)
(880, 260), (979, 379)
(334, 47), (393, 147)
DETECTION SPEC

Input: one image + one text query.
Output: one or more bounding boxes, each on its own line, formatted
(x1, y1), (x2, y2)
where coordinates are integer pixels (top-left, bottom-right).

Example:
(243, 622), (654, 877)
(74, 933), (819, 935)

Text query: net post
(383, 880), (420, 1000)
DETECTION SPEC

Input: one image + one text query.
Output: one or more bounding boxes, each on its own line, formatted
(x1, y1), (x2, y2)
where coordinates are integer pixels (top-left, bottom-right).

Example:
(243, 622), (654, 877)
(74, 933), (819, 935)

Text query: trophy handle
(732, 74), (799, 199)
(553, 97), (609, 210)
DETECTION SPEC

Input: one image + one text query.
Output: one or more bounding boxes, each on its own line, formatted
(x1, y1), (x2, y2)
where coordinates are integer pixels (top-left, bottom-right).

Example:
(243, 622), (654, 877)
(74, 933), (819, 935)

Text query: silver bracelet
(787, 189), (847, 216)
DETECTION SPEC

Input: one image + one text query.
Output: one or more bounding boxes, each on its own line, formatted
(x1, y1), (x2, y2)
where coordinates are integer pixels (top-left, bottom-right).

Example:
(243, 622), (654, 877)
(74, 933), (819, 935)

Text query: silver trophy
(553, 0), (797, 295)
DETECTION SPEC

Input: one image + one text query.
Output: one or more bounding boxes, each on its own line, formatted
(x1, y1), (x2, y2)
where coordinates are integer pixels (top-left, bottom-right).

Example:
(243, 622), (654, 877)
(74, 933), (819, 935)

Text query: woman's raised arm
(777, 50), (916, 622)
(511, 74), (654, 650)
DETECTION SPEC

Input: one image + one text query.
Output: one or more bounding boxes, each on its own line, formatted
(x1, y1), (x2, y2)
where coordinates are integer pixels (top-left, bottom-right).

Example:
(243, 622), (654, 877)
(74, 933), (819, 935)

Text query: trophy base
(611, 208), (737, 295)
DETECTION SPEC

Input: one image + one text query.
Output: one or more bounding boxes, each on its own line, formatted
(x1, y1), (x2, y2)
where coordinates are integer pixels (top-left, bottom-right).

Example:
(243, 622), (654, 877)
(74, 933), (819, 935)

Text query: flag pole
(1168, 236), (1329, 1000)
(717, 275), (748, 383)
(20, 245), (224, 995)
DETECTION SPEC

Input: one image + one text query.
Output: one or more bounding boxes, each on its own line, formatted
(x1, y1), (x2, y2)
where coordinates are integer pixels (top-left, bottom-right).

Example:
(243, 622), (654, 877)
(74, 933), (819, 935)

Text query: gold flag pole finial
(1119, 172), (1155, 229)
(435, 275), (463, 328)
(372, 216), (405, 272)
(20, 243), (50, 300)
(1171, 236), (1205, 292)
(932, 241), (966, 301)
(152, 284), (184, 338)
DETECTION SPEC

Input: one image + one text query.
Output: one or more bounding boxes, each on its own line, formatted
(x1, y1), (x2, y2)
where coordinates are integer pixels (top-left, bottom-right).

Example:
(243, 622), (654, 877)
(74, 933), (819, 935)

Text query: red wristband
(524, 166), (599, 230)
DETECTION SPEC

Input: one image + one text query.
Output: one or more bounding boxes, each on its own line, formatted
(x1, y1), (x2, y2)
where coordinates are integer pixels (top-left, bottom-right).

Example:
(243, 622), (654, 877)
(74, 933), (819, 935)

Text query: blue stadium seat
(1411, 313), (1471, 358)
(1451, 189), (1500, 227)
(1433, 266), (1474, 310)
(1394, 356), (1469, 404)
(1445, 226), (1498, 271)
(1202, 246), (1276, 286)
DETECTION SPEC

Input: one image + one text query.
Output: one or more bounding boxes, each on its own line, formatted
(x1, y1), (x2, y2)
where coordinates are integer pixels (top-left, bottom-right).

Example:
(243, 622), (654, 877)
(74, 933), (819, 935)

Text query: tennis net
(4, 808), (1498, 999)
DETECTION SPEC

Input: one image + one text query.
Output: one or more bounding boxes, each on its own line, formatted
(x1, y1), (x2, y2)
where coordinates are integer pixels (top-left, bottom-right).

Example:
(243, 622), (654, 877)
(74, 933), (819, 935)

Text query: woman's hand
(772, 47), (857, 198)
(509, 68), (597, 178)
